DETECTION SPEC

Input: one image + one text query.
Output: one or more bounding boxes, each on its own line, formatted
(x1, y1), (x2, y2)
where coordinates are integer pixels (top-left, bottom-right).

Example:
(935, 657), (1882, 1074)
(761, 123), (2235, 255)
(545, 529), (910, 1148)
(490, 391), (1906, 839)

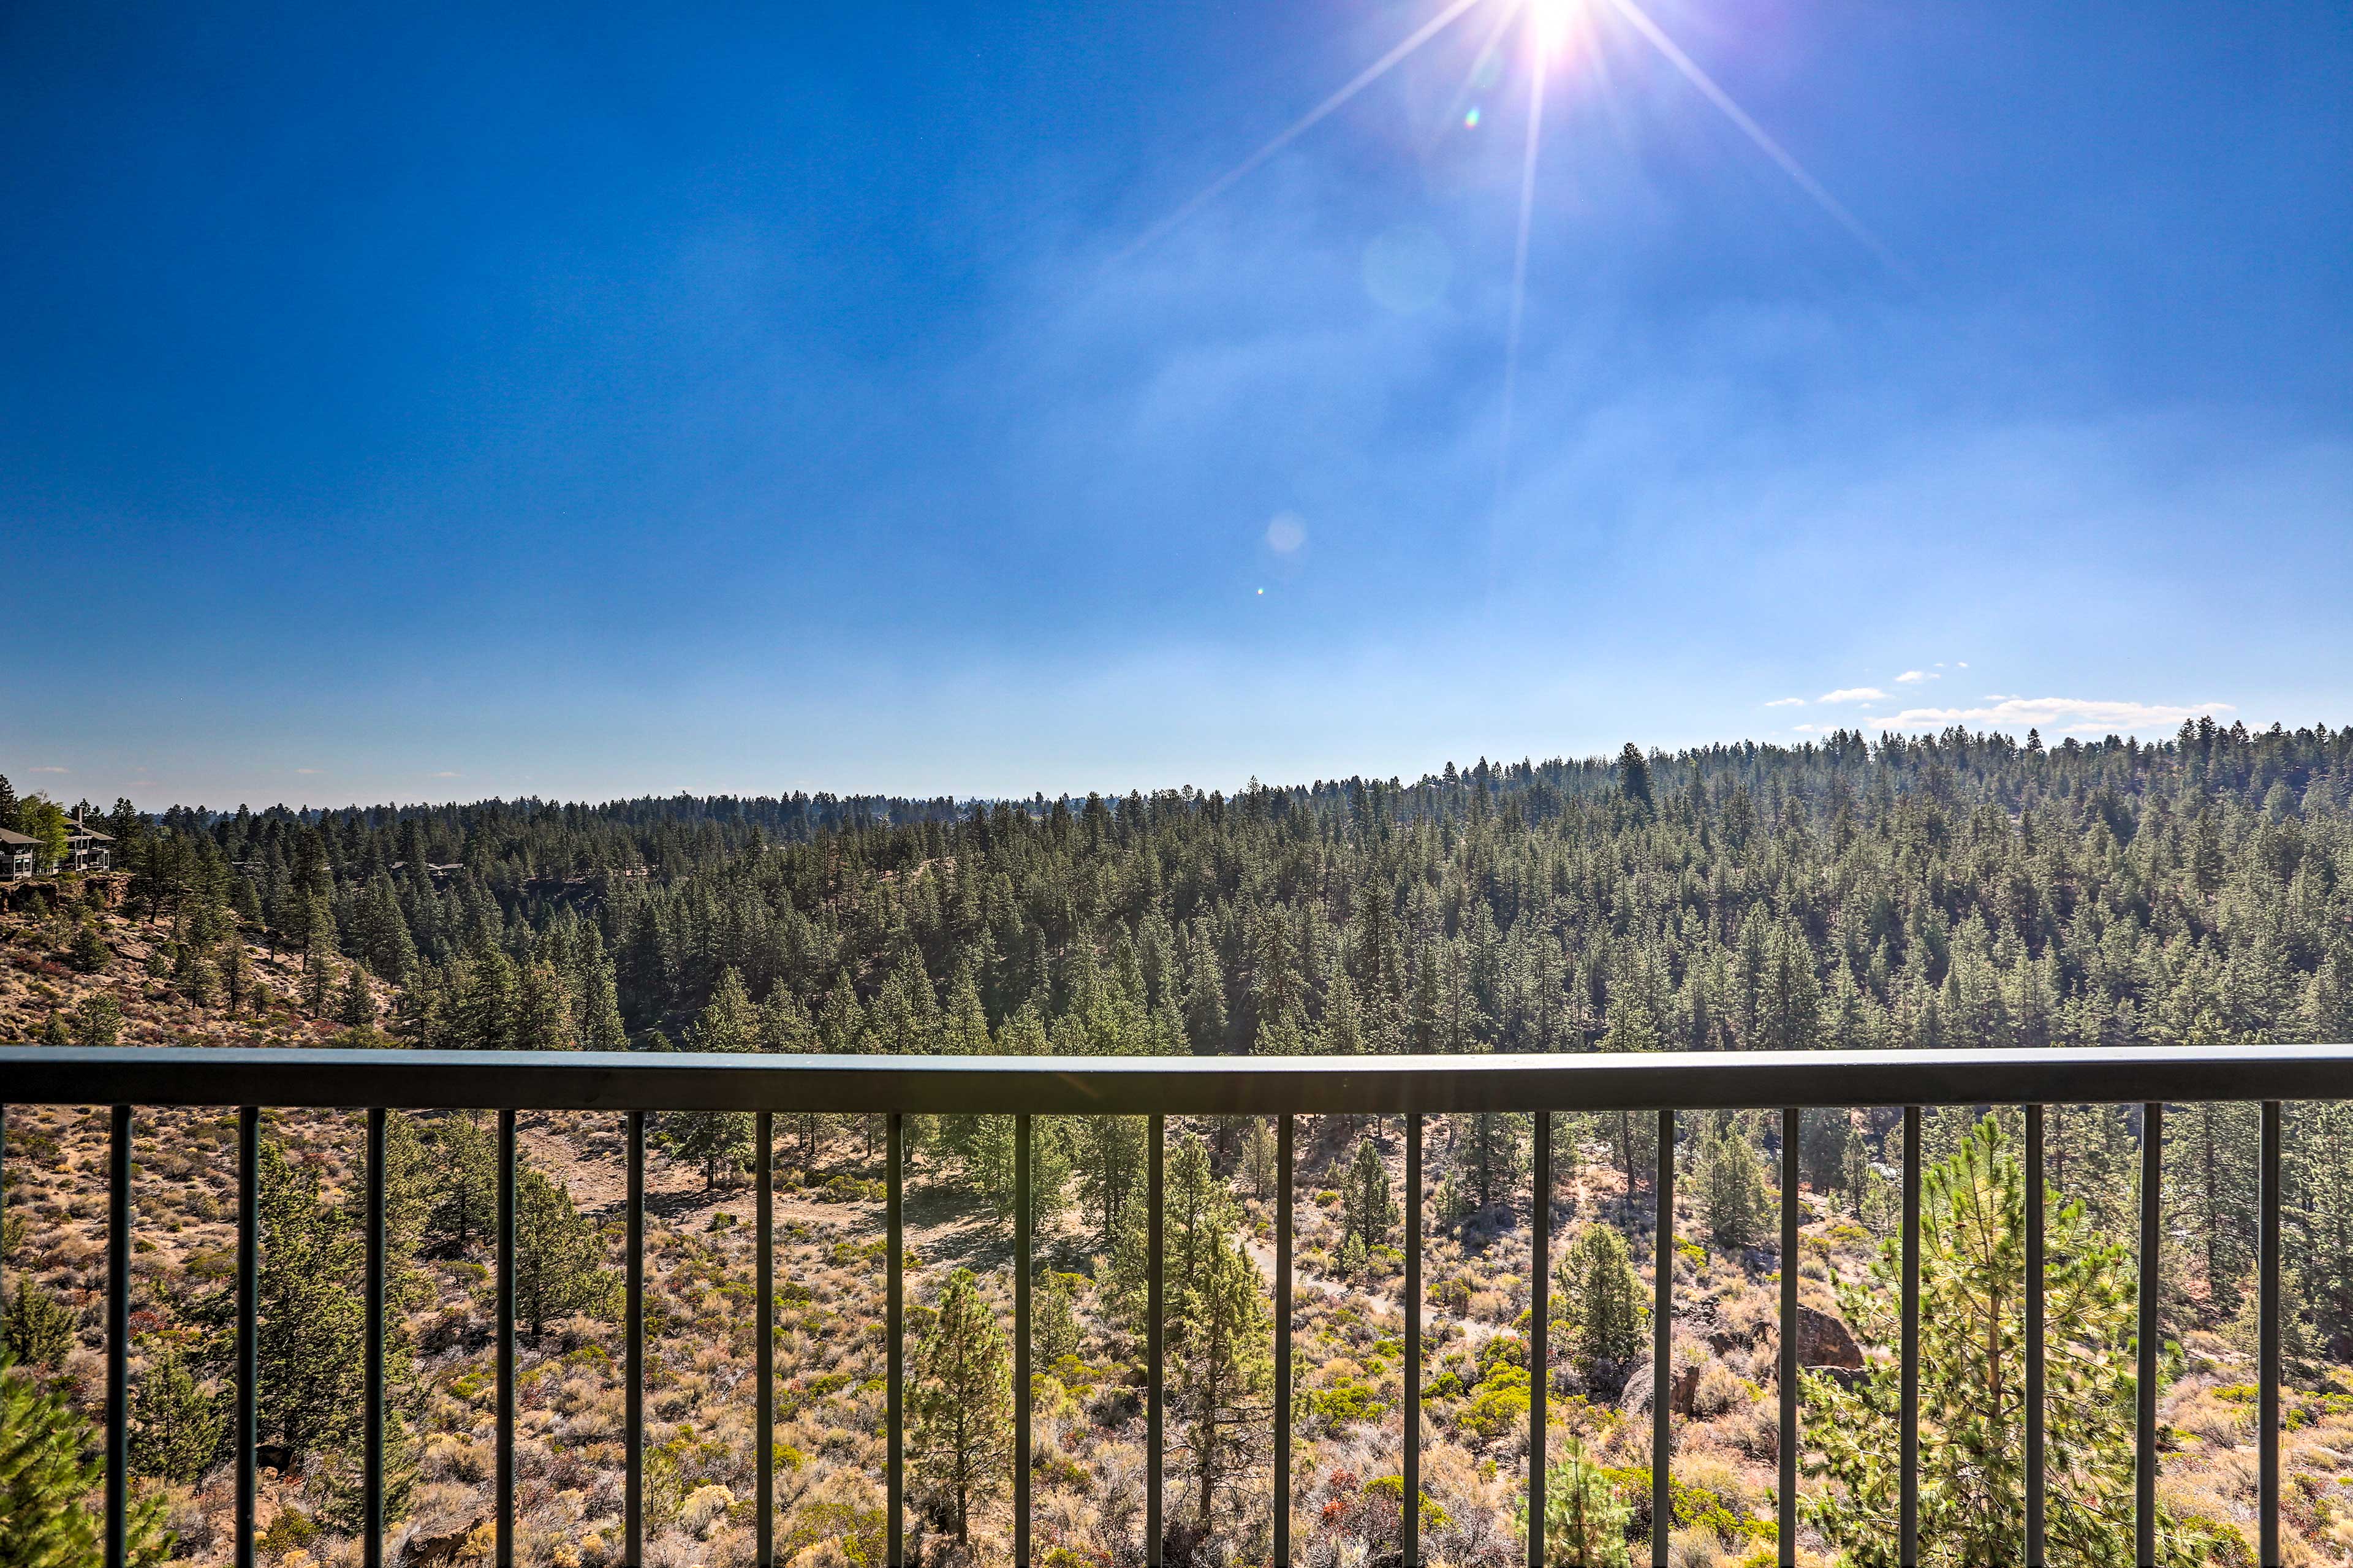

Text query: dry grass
(7, 904), (2352, 1564)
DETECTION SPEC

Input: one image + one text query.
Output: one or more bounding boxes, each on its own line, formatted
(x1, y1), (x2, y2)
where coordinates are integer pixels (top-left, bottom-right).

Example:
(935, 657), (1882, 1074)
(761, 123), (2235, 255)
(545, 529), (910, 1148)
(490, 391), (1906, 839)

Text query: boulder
(1792, 1305), (1863, 1371)
(401, 1522), (487, 1568)
(1620, 1358), (1702, 1418)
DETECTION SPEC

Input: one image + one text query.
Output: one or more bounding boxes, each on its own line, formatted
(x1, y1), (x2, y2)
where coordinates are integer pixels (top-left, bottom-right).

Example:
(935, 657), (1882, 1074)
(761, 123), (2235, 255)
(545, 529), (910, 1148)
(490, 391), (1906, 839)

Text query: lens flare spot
(1265, 512), (1308, 554)
(1463, 105), (1480, 129)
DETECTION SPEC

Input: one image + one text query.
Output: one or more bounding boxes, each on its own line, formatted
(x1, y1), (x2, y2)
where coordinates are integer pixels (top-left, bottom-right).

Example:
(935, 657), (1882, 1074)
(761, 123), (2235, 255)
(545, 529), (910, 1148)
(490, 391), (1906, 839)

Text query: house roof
(69, 823), (112, 841)
(0, 828), (38, 846)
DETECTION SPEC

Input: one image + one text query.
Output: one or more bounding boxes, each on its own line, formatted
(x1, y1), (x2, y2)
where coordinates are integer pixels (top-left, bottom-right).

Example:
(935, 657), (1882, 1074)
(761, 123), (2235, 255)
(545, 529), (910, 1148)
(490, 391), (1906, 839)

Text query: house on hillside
(68, 812), (112, 872)
(0, 812), (115, 877)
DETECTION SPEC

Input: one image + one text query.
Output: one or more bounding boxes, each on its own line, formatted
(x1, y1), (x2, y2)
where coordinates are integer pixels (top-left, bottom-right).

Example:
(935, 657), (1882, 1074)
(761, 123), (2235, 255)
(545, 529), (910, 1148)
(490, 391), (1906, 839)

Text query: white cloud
(1819, 687), (1888, 704)
(1895, 670), (1938, 683)
(1790, 723), (1822, 733)
(1957, 661), (1969, 668)
(296, 768), (324, 776)
(430, 770), (462, 778)
(1764, 696), (1805, 708)
(30, 765), (69, 774)
(1859, 697), (2234, 735)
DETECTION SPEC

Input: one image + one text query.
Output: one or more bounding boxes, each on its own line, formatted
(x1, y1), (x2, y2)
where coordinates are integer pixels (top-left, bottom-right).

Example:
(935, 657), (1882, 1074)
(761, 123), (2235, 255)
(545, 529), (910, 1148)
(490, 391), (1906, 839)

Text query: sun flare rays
(1118, 0), (1904, 495)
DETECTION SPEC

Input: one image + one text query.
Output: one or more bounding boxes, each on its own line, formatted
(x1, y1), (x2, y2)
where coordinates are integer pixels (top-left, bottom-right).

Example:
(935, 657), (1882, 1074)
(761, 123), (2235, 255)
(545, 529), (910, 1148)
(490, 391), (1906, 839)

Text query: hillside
(7, 723), (2353, 1565)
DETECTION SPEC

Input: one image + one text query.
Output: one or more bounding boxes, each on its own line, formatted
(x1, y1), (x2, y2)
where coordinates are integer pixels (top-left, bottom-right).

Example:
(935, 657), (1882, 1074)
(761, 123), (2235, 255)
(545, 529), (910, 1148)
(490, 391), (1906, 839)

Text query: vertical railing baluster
(1147, 1113), (1165, 1568)
(2262, 1100), (2281, 1568)
(2138, 1102), (2162, 1568)
(498, 1109), (516, 1568)
(1653, 1108), (1672, 1568)
(2026, 1106), (2045, 1568)
(1276, 1114), (1294, 1568)
(1404, 1110), (1422, 1568)
(1778, 1108), (1797, 1568)
(365, 1108), (387, 1568)
(1900, 1106), (1919, 1568)
(756, 1110), (773, 1568)
(105, 1104), (131, 1568)
(1530, 1110), (1550, 1568)
(1, 1104), (8, 1309)
(887, 1111), (904, 1568)
(238, 1107), (259, 1568)
(626, 1111), (644, 1568)
(1015, 1115), (1032, 1568)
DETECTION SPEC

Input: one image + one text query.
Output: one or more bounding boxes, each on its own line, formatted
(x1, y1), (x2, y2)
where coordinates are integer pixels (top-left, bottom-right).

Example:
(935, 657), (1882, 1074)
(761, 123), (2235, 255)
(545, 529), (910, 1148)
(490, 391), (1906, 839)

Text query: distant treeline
(12, 716), (2347, 1060)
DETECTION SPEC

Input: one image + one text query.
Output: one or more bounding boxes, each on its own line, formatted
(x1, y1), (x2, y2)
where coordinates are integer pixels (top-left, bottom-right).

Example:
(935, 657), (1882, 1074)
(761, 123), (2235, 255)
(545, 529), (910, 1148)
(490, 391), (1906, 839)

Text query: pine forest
(9, 716), (2353, 1567)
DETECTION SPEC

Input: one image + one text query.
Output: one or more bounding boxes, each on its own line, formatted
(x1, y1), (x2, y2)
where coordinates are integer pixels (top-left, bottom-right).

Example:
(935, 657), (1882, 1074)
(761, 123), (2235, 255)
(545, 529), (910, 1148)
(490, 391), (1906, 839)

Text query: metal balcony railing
(5, 1043), (2347, 1568)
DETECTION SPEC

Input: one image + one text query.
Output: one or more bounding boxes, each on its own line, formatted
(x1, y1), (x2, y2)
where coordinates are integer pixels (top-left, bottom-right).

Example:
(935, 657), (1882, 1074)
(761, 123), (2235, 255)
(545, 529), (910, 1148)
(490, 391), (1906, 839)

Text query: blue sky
(3, 0), (2347, 807)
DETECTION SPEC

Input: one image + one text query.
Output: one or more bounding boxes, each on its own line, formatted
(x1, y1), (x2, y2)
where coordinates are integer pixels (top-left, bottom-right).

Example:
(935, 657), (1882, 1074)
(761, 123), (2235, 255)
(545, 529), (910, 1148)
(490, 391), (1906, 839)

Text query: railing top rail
(3, 1043), (2349, 1114)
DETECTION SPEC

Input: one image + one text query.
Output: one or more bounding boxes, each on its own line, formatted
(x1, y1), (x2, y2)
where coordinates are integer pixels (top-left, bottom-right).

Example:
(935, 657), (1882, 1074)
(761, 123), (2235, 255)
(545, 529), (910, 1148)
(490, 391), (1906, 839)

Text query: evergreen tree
(1240, 1118), (1279, 1202)
(2164, 1097), (2259, 1325)
(380, 1112), (437, 1268)
(1694, 1121), (1770, 1251)
(2, 1280), (78, 1369)
(659, 1104), (752, 1192)
(513, 1162), (617, 1339)
(69, 919), (110, 974)
(1617, 742), (1653, 814)
(691, 966), (759, 1052)
(426, 1113), (500, 1257)
(1077, 1115), (1147, 1252)
(222, 930), (255, 1015)
(1, 1352), (175, 1568)
(1521, 1431), (1632, 1568)
(1805, 1117), (2218, 1567)
(1555, 1224), (1646, 1385)
(1170, 1220), (1273, 1529)
(661, 967), (758, 1188)
(2287, 1100), (2353, 1352)
(1340, 1135), (1395, 1273)
(301, 885), (338, 1011)
(350, 873), (418, 983)
(512, 960), (570, 1051)
(1183, 939), (1229, 1056)
(237, 1136), (417, 1524)
(450, 944), (517, 1051)
(964, 1113), (1070, 1231)
(74, 991), (122, 1048)
(1034, 1270), (1084, 1366)
(578, 957), (629, 1051)
(1458, 1112), (1527, 1216)
(336, 963), (376, 1029)
(130, 1340), (222, 1485)
(909, 1269), (1012, 1550)
(2045, 1103), (2138, 1240)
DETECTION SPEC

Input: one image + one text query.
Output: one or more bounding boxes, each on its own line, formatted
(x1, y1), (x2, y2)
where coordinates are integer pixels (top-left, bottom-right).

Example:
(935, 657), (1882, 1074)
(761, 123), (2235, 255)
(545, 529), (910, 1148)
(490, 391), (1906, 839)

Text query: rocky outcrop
(1620, 1358), (1702, 1418)
(1792, 1304), (1863, 1371)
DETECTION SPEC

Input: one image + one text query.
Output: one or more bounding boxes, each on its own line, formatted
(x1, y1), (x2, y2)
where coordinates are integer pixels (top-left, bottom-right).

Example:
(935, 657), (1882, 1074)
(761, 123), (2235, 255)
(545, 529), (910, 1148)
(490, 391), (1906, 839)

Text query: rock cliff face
(1619, 1303), (1863, 1417)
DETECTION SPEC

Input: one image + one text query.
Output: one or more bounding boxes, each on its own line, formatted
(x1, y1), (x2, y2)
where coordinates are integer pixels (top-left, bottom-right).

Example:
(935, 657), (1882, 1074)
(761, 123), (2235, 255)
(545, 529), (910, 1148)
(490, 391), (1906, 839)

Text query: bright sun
(1122, 0), (1902, 491)
(1526, 0), (1579, 56)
